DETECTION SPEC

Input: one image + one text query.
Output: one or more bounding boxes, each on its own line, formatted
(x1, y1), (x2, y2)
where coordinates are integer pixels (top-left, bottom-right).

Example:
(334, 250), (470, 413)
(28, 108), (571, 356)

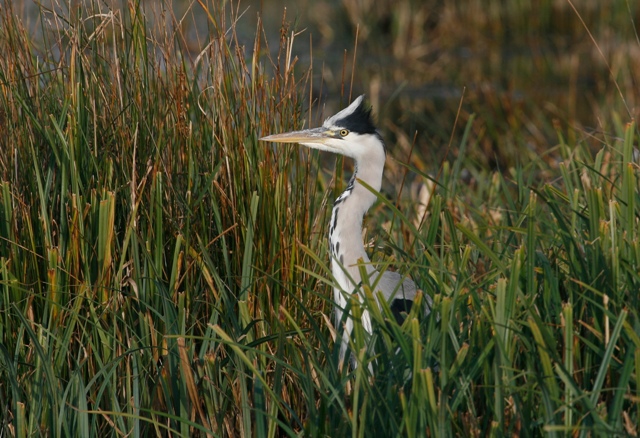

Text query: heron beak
(260, 127), (332, 144)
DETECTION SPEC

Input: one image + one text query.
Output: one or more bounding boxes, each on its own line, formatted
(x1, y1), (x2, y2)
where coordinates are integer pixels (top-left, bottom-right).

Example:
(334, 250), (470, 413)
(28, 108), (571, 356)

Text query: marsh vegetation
(0, 0), (639, 436)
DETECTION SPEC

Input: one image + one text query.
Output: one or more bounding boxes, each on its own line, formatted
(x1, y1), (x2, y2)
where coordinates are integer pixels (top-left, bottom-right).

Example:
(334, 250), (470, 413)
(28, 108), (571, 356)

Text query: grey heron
(261, 95), (431, 366)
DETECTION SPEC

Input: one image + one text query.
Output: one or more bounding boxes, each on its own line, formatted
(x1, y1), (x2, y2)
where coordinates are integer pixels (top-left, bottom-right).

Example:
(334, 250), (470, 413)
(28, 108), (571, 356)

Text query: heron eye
(339, 129), (349, 137)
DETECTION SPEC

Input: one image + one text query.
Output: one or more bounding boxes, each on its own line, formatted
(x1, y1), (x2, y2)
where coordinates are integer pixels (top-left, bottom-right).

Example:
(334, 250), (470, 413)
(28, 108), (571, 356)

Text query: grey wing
(376, 270), (432, 324)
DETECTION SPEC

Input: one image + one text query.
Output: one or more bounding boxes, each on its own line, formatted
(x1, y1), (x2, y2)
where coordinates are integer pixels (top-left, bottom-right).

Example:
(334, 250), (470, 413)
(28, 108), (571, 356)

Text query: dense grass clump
(0, 1), (639, 437)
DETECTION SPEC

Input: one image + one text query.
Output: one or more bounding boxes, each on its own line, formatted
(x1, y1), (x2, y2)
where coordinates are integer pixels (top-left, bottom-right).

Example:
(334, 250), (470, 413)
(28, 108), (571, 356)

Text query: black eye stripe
(334, 99), (377, 134)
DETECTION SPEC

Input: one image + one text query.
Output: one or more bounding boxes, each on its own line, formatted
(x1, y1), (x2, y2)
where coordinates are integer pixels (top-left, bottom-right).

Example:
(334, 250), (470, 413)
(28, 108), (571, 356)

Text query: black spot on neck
(338, 99), (377, 134)
(345, 172), (357, 191)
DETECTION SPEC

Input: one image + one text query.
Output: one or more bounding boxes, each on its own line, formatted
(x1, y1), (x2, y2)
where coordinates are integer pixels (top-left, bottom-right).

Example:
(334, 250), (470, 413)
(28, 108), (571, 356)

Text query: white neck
(328, 150), (385, 289)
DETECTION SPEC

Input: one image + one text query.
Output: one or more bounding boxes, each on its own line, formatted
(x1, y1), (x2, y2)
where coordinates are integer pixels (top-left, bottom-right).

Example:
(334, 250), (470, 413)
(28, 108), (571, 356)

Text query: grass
(0, 0), (639, 436)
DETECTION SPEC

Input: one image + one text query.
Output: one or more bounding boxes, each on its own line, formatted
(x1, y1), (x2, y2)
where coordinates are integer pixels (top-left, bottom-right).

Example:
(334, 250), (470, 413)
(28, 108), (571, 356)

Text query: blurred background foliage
(186, 0), (637, 169)
(13, 0), (640, 171)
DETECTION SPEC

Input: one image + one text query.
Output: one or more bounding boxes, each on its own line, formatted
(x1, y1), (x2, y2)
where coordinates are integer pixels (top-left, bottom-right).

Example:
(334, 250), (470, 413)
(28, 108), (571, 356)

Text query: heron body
(261, 95), (427, 365)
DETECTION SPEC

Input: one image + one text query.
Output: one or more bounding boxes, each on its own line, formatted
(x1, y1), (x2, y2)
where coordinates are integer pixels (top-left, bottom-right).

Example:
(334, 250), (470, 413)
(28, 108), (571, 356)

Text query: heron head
(260, 95), (385, 162)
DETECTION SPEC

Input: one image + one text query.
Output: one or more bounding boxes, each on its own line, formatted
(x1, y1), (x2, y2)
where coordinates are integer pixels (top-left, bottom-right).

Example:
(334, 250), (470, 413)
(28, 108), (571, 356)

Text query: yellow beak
(260, 127), (332, 144)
